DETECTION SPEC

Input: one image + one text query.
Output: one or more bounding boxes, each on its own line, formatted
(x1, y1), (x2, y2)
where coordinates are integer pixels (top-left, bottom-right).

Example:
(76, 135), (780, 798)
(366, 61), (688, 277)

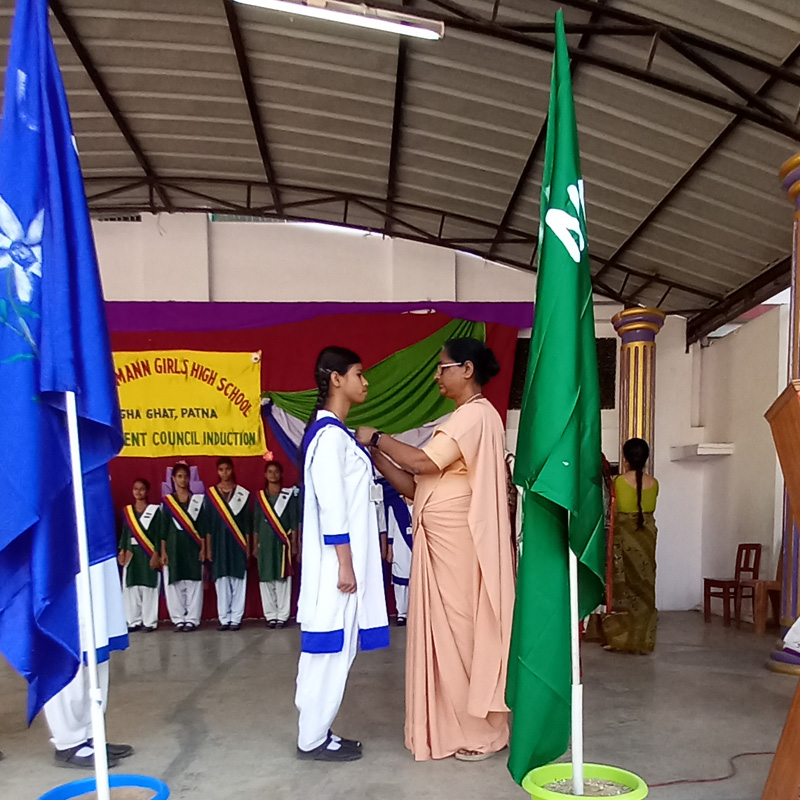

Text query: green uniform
(254, 487), (301, 582)
(203, 486), (251, 581)
(161, 494), (205, 583)
(119, 504), (161, 589)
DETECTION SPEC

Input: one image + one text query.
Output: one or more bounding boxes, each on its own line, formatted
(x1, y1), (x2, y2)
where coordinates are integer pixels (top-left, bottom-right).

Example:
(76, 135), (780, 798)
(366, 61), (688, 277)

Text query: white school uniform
(295, 411), (389, 751)
(44, 556), (128, 751)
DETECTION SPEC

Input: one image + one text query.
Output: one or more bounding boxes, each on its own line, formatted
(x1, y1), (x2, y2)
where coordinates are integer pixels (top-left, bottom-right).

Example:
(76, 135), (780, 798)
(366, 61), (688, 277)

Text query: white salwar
(260, 578), (292, 623)
(387, 501), (413, 620)
(163, 567), (204, 626)
(121, 568), (161, 629)
(216, 577), (246, 626)
(44, 556), (127, 752)
(295, 412), (389, 751)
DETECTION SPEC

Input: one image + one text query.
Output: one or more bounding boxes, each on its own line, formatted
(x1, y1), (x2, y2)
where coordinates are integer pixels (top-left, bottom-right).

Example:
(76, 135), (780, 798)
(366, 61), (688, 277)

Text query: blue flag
(0, 0), (124, 722)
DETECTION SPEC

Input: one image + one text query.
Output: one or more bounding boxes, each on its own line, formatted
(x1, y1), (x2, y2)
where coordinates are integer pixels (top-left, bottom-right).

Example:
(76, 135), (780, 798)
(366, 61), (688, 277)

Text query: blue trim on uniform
(84, 633), (129, 665)
(301, 628), (345, 654)
(391, 575), (409, 586)
(323, 533), (350, 545)
(359, 625), (390, 651)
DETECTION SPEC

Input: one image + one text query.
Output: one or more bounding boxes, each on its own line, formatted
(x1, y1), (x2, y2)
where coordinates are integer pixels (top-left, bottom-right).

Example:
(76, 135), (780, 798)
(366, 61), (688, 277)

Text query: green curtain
(265, 318), (485, 433)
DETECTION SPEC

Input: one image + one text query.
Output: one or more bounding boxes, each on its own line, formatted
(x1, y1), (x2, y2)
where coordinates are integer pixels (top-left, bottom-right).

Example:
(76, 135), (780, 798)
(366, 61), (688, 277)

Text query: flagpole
(569, 548), (584, 796)
(65, 391), (111, 800)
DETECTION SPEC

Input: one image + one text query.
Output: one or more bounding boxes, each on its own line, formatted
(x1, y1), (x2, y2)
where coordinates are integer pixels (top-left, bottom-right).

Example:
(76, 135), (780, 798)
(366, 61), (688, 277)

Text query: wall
(699, 306), (788, 587)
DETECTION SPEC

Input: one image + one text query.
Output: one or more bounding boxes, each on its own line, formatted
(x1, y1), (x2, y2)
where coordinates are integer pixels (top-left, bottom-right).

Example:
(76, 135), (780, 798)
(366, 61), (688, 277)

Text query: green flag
(506, 10), (605, 785)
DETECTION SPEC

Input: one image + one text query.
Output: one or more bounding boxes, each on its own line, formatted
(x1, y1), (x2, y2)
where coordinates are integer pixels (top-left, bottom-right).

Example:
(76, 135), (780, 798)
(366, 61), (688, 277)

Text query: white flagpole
(569, 548), (584, 796)
(65, 391), (111, 800)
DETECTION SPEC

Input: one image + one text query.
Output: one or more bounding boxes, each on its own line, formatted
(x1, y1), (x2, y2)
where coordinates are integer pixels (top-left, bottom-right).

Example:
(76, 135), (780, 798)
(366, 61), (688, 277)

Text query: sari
(602, 476), (658, 653)
(405, 398), (516, 760)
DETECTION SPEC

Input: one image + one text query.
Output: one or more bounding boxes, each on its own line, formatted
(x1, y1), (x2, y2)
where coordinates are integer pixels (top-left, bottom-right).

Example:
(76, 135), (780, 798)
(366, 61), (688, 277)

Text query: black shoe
(143, 626), (157, 633)
(174, 623), (185, 632)
(229, 624), (241, 631)
(184, 623), (197, 631)
(88, 739), (134, 759)
(396, 617), (407, 627)
(55, 744), (120, 770)
(127, 624), (143, 633)
(217, 624), (231, 631)
(268, 620), (277, 629)
(297, 737), (362, 762)
(329, 729), (362, 749)
(275, 621), (286, 629)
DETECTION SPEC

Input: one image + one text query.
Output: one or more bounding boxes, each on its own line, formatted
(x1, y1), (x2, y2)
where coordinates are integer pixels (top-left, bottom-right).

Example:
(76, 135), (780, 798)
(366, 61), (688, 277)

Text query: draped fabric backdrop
(106, 301), (530, 620)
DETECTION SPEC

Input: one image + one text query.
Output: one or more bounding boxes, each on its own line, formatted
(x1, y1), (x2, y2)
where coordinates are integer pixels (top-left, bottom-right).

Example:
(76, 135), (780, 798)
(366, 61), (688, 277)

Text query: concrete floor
(0, 611), (796, 800)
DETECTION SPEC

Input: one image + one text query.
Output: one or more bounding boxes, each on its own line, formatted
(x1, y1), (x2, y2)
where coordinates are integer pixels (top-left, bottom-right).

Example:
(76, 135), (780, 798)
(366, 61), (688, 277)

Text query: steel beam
(686, 256), (791, 344)
(594, 43), (800, 283)
(223, 0), (283, 214)
(48, 0), (172, 211)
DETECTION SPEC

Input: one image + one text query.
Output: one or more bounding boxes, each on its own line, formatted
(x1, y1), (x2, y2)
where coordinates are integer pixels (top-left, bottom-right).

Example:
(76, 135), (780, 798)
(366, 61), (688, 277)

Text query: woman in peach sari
(357, 338), (515, 762)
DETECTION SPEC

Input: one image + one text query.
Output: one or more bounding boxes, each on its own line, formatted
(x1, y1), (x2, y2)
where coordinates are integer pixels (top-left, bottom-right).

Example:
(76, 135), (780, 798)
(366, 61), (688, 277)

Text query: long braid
(299, 370), (331, 470)
(635, 467), (644, 530)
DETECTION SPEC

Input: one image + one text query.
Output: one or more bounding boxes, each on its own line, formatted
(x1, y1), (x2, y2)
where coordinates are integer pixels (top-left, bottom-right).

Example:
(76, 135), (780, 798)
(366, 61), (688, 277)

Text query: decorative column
(777, 153), (800, 632)
(612, 308), (666, 468)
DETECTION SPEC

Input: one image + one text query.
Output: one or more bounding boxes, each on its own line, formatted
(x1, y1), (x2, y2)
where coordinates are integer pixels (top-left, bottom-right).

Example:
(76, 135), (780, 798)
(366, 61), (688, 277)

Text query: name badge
(370, 483), (383, 504)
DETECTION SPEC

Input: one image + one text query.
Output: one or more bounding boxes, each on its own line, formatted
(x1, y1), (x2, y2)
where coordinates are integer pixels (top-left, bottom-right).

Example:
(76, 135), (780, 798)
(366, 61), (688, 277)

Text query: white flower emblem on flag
(0, 195), (43, 304)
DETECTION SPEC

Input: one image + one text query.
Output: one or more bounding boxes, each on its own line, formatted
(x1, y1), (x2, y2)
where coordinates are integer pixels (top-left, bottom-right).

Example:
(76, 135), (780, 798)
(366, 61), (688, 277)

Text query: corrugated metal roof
(1, 0), (799, 338)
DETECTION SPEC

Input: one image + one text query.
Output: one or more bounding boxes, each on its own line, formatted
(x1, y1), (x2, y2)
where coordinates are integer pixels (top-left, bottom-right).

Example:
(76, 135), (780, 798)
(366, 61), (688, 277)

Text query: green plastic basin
(522, 763), (648, 799)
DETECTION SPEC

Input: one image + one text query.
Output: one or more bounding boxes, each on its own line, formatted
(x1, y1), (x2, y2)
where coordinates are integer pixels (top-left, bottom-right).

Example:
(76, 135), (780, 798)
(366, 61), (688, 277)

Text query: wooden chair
(703, 543), (762, 627)
(737, 556), (782, 634)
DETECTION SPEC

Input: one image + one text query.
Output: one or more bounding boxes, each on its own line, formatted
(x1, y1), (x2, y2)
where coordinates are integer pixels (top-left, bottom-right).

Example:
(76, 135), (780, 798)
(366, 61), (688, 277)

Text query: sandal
(454, 749), (493, 762)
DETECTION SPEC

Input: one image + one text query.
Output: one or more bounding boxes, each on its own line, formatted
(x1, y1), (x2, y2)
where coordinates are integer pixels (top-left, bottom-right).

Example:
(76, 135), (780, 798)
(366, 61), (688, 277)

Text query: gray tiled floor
(0, 611), (795, 799)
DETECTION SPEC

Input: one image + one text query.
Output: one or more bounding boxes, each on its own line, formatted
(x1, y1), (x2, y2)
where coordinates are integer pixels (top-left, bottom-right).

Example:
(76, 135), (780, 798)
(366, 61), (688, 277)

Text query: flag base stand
(766, 651), (800, 676)
(37, 774), (169, 800)
(521, 763), (648, 799)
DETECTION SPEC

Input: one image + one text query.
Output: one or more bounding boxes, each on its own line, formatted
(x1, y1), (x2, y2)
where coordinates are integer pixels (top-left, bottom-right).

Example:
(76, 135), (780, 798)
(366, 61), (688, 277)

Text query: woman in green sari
(603, 438), (659, 654)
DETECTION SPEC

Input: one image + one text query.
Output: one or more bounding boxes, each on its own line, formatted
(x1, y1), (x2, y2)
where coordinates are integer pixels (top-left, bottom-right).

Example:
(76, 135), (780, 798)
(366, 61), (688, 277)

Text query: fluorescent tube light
(235, 0), (445, 40)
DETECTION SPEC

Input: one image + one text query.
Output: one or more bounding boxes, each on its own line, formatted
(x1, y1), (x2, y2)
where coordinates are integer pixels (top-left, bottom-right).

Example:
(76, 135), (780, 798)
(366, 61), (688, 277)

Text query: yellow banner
(114, 350), (265, 458)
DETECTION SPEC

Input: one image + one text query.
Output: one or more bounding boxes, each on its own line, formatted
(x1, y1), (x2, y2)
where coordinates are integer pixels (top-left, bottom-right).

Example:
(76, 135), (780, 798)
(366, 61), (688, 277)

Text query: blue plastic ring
(38, 773), (169, 800)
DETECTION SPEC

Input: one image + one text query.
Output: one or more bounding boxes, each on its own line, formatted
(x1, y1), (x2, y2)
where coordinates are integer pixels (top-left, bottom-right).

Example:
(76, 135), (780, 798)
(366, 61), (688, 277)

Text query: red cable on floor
(648, 751), (774, 788)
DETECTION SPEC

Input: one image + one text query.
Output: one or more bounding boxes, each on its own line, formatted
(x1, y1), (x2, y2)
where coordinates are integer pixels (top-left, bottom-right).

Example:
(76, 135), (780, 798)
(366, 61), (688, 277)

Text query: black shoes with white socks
(297, 731), (363, 762)
(54, 740), (135, 769)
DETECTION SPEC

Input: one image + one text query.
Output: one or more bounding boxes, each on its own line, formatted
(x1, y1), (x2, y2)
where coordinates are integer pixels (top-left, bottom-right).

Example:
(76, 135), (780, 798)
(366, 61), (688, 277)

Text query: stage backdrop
(106, 301), (532, 620)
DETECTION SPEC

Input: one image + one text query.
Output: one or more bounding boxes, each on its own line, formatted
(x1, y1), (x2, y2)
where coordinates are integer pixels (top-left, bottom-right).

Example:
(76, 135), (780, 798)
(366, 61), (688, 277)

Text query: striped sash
(207, 486), (248, 554)
(123, 505), (156, 558)
(257, 490), (293, 578)
(163, 494), (203, 548)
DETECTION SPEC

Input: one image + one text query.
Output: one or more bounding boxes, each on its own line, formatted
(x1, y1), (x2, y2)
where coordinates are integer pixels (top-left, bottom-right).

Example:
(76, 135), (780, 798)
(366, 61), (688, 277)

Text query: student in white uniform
(295, 346), (389, 762)
(44, 557), (132, 768)
(381, 479), (413, 626)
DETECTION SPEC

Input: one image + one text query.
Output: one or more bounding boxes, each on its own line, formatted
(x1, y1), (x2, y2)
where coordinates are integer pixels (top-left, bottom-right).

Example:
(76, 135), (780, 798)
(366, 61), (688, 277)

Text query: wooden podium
(763, 381), (800, 800)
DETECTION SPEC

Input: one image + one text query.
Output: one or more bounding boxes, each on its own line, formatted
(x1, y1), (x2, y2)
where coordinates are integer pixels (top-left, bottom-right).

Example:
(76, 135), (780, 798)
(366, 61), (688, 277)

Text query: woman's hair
(216, 456), (237, 483)
(133, 477), (150, 492)
(170, 462), (190, 492)
(622, 437), (650, 529)
(443, 338), (500, 387)
(300, 346), (362, 467)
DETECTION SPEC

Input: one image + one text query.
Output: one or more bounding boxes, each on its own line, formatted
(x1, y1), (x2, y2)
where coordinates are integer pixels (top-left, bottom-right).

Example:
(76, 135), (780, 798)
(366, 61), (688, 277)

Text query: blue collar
(302, 414), (373, 462)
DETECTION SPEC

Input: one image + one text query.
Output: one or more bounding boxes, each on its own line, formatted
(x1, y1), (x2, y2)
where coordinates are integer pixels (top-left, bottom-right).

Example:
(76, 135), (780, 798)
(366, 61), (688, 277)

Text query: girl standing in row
(161, 462), (206, 632)
(118, 478), (162, 633)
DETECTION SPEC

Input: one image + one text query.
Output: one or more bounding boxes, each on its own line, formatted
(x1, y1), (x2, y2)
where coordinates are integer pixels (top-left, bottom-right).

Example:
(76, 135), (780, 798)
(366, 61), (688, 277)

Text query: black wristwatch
(370, 431), (383, 448)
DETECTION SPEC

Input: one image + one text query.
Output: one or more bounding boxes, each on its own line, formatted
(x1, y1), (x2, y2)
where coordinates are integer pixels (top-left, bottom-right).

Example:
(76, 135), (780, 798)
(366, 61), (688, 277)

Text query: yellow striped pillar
(777, 153), (800, 629)
(612, 308), (666, 469)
